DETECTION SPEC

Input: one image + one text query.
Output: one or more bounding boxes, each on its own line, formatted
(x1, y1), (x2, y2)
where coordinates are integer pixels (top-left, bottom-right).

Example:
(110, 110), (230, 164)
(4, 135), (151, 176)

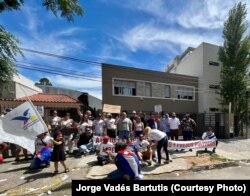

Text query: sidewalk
(0, 138), (250, 195)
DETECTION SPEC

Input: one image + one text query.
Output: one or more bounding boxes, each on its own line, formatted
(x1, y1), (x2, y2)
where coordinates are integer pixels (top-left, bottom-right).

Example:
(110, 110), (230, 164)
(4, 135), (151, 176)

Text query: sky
(1, 0), (250, 100)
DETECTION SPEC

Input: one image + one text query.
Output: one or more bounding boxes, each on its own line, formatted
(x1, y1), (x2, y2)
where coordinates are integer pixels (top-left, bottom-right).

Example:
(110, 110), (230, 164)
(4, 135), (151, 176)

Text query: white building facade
(167, 42), (221, 113)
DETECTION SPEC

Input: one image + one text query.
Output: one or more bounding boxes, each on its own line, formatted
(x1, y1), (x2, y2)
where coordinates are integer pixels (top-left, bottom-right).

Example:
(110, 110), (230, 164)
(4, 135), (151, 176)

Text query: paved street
(0, 138), (250, 195)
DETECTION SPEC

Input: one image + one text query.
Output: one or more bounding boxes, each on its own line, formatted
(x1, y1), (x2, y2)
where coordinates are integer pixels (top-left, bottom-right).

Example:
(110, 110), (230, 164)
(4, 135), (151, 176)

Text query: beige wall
(168, 42), (221, 113)
(102, 64), (198, 113)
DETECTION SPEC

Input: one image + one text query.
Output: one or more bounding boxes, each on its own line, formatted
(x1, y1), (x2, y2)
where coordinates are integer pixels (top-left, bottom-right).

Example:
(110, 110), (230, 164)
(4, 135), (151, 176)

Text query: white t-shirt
(135, 140), (150, 152)
(93, 119), (104, 135)
(105, 118), (116, 130)
(51, 116), (61, 126)
(169, 117), (180, 130)
(80, 122), (92, 133)
(61, 119), (73, 128)
(148, 129), (166, 141)
(35, 135), (53, 153)
(96, 142), (114, 156)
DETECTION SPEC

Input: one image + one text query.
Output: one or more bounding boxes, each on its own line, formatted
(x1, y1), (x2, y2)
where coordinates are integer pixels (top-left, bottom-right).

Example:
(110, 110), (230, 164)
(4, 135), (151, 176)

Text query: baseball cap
(103, 136), (109, 140)
(132, 110), (136, 114)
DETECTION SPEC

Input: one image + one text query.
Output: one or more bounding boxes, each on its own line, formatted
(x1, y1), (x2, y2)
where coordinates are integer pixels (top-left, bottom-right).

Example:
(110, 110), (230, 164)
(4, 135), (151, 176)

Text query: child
(50, 131), (69, 174)
(202, 127), (218, 153)
(30, 132), (53, 169)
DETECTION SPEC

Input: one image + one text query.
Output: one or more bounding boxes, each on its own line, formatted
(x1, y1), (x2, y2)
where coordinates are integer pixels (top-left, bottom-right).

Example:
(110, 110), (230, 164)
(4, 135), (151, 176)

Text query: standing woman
(50, 131), (69, 174)
(144, 127), (169, 166)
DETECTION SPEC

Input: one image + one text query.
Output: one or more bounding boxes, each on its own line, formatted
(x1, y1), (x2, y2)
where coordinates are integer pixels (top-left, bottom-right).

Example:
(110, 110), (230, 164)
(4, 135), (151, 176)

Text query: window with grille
(114, 79), (136, 96)
(177, 86), (194, 100)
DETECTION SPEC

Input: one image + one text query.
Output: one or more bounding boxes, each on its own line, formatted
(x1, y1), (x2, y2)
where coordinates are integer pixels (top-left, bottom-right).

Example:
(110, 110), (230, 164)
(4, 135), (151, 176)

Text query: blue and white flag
(0, 101), (48, 153)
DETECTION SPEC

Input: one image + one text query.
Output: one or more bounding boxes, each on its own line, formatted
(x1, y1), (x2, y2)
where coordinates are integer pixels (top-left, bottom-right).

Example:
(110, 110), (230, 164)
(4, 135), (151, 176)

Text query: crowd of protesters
(0, 107), (218, 179)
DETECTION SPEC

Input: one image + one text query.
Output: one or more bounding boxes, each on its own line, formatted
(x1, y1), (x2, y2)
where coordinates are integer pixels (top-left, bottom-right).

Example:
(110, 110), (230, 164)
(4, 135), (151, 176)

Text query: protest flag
(0, 101), (48, 154)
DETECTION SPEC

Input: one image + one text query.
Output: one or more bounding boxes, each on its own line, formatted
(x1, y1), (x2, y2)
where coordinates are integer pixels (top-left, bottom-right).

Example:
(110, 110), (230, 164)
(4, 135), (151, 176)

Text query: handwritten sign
(103, 104), (121, 114)
(168, 140), (217, 149)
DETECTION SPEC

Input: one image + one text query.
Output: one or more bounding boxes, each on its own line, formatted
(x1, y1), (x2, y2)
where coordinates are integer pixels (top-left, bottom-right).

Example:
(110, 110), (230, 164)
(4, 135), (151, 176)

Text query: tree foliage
(0, 25), (23, 88)
(218, 2), (250, 135)
(0, 0), (24, 12)
(0, 0), (84, 90)
(35, 78), (52, 86)
(0, 0), (83, 22)
(43, 0), (84, 22)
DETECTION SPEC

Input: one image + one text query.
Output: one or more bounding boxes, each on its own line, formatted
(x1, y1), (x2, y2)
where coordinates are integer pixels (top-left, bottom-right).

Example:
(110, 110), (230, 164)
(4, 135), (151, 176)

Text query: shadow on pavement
(1, 166), (30, 173)
(18, 172), (54, 186)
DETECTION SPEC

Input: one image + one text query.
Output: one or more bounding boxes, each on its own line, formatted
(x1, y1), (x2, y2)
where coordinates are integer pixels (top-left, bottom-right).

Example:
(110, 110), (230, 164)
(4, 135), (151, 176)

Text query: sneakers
(164, 160), (170, 164)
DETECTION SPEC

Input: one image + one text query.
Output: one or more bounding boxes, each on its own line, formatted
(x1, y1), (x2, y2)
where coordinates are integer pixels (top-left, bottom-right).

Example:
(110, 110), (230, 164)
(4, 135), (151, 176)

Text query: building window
(114, 79), (136, 96)
(145, 83), (152, 97)
(209, 108), (220, 112)
(177, 86), (194, 100)
(209, 61), (220, 66)
(165, 85), (170, 98)
(209, 85), (220, 89)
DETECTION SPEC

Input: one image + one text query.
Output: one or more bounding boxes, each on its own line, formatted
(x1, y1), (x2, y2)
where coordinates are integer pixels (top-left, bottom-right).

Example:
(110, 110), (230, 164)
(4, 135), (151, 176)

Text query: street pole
(246, 92), (249, 139)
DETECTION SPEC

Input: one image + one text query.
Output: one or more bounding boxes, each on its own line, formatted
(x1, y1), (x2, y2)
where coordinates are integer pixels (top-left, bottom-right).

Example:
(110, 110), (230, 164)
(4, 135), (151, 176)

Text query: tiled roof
(15, 93), (79, 103)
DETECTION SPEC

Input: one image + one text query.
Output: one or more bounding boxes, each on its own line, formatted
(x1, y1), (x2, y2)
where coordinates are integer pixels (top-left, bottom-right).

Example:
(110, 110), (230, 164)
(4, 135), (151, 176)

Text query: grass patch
(210, 154), (229, 162)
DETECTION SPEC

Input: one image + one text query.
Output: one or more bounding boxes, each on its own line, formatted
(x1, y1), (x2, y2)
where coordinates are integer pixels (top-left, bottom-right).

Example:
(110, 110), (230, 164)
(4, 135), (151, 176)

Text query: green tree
(35, 78), (52, 86)
(0, 0), (83, 89)
(218, 2), (250, 136)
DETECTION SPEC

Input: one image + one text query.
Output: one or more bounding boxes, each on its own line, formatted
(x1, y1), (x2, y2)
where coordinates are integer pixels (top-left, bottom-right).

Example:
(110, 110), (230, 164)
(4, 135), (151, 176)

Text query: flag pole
(17, 83), (49, 134)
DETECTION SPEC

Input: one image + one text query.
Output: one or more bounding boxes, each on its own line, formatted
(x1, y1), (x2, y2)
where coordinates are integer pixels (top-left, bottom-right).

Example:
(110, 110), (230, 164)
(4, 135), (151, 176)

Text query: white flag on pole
(0, 101), (48, 154)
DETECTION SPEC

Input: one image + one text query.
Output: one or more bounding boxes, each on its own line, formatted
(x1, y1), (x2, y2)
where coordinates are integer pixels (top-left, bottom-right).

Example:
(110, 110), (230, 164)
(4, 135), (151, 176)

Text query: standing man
(169, 112), (180, 141)
(181, 114), (197, 151)
(116, 111), (132, 140)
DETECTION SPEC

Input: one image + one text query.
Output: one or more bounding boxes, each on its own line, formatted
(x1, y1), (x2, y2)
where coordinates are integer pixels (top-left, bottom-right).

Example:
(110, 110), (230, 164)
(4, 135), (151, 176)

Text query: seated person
(96, 136), (114, 166)
(30, 132), (53, 169)
(76, 128), (93, 155)
(126, 138), (137, 153)
(202, 127), (218, 153)
(107, 142), (143, 180)
(134, 134), (152, 165)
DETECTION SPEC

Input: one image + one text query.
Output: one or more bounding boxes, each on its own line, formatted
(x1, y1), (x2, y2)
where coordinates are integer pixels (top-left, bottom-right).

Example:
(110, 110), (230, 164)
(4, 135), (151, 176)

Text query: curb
(192, 161), (239, 172)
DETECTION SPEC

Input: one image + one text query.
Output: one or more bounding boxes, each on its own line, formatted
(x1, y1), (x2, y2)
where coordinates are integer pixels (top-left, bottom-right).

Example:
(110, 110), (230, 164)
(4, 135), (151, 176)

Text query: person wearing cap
(104, 113), (117, 138)
(96, 136), (114, 166)
(107, 142), (143, 180)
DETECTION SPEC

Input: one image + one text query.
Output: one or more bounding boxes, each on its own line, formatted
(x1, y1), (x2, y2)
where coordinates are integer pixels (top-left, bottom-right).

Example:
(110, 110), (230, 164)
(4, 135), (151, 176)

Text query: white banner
(93, 136), (137, 146)
(168, 140), (216, 149)
(0, 101), (48, 153)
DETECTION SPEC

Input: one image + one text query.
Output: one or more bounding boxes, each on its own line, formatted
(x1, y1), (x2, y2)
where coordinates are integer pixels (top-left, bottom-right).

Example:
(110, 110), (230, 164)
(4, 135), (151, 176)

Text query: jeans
(79, 143), (93, 153)
(118, 130), (130, 139)
(157, 136), (169, 163)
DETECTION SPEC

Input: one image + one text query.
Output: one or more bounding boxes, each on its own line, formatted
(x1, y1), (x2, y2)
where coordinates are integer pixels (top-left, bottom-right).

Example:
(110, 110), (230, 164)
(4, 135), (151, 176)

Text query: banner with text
(168, 140), (217, 149)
